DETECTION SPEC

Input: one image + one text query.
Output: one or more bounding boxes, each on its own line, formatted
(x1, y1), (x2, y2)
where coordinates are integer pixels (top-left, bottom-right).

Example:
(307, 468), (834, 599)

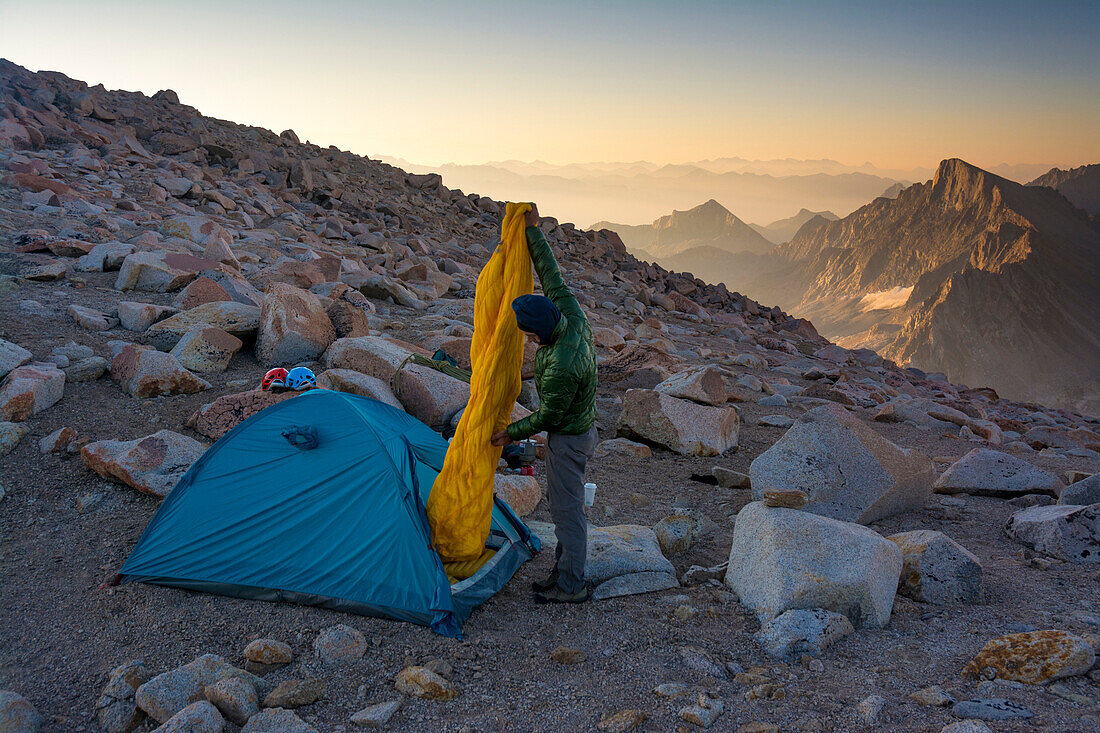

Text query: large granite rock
(616, 389), (739, 456)
(255, 282), (335, 367)
(526, 521), (679, 600)
(111, 344), (210, 398)
(0, 691), (41, 733)
(145, 302), (260, 351)
(586, 525), (679, 599)
(493, 474), (541, 517)
(655, 366), (727, 406)
(321, 336), (468, 428)
(749, 403), (934, 524)
(933, 449), (1063, 498)
(96, 660), (150, 733)
(82, 430), (206, 497)
(169, 328), (242, 373)
(1061, 474), (1100, 506)
(187, 390), (298, 440)
(114, 251), (220, 292)
(0, 363), (65, 421)
(118, 302), (178, 332)
(963, 630), (1096, 684)
(887, 530), (983, 604)
(725, 501), (903, 628)
(0, 338), (32, 379)
(135, 654), (265, 724)
(1005, 503), (1099, 563)
(315, 370), (401, 409)
(151, 701), (224, 732)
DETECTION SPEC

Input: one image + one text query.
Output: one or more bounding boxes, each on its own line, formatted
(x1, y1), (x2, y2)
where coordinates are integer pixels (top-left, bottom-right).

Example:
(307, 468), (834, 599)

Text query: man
(491, 203), (598, 604)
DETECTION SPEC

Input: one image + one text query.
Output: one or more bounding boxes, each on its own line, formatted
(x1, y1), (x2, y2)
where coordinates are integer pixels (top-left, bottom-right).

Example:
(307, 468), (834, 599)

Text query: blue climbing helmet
(285, 366), (317, 391)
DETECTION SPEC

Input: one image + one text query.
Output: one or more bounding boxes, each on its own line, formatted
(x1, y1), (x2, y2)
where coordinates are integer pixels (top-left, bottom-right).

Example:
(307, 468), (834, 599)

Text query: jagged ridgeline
(604, 162), (1100, 414)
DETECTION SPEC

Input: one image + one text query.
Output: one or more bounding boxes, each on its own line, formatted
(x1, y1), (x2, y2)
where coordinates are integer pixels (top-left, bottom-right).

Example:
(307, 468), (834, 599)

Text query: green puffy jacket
(506, 226), (597, 440)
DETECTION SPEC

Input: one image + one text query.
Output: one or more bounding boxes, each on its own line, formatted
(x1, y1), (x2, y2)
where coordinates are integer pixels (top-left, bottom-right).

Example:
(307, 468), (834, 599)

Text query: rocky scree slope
(2, 59), (1100, 732)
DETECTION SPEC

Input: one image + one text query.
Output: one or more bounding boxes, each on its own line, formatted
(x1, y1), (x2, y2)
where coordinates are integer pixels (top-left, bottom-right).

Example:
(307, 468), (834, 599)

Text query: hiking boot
(531, 567), (559, 593)
(533, 584), (591, 604)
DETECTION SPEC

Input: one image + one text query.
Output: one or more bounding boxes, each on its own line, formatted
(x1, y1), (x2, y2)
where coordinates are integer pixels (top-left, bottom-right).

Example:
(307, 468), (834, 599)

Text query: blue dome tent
(116, 389), (540, 637)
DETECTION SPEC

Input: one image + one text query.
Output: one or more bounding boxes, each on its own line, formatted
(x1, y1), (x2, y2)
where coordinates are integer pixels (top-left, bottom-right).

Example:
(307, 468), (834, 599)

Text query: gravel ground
(2, 274), (1100, 733)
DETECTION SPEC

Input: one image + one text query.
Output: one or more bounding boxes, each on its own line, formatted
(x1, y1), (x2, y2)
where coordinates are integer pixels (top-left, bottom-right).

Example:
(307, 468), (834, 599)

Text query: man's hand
(524, 202), (539, 229)
(491, 430), (513, 447)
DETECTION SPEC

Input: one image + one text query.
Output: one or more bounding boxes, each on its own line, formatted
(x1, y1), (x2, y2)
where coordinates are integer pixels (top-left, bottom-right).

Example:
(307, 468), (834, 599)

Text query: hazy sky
(2, 0), (1098, 170)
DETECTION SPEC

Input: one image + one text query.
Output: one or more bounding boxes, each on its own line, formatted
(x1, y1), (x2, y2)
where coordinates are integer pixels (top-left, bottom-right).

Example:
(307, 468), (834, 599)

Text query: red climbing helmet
(261, 367), (289, 391)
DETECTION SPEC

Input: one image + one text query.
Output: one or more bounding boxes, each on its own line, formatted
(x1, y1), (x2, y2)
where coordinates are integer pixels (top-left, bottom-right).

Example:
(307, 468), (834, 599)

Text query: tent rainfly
(116, 389), (540, 637)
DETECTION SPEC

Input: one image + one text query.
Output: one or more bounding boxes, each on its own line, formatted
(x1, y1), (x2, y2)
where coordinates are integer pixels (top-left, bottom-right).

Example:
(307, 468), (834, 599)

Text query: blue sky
(1, 0), (1097, 168)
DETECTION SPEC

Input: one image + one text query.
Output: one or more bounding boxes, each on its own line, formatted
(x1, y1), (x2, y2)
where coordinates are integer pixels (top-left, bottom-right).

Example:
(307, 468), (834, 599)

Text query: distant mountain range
(1028, 164), (1100, 217)
(593, 199), (775, 258)
(601, 160), (1100, 413)
(378, 155), (1064, 228)
(749, 207), (839, 244)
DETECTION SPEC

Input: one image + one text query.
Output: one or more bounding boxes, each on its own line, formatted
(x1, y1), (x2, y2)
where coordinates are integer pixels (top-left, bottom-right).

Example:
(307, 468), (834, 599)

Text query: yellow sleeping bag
(427, 202), (534, 562)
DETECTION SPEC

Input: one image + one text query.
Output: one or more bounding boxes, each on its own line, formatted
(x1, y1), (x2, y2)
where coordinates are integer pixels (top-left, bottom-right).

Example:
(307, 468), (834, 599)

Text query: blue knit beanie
(511, 294), (561, 345)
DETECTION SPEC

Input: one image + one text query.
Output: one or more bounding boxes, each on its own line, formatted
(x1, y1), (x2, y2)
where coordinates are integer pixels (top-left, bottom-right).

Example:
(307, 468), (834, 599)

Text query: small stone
(736, 724), (779, 733)
(242, 639), (293, 666)
(313, 624), (366, 665)
(655, 514), (694, 557)
(39, 426), (77, 453)
(350, 699), (402, 728)
(262, 679), (324, 708)
(856, 694), (886, 724)
(653, 683), (690, 698)
(934, 448), (1062, 497)
(940, 721), (993, 733)
(0, 422), (28, 457)
(761, 489), (807, 508)
(65, 356), (109, 382)
(910, 685), (955, 707)
(550, 646), (586, 665)
(1007, 503), (1100, 564)
(68, 304), (113, 330)
(596, 709), (646, 732)
(593, 438), (652, 459)
(713, 467), (750, 488)
(678, 694), (724, 727)
(755, 609), (854, 661)
(950, 699), (1034, 721)
(678, 646), (727, 679)
(393, 666), (458, 700)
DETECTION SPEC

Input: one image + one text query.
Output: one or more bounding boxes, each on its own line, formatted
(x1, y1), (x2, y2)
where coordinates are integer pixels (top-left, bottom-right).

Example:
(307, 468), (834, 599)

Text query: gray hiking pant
(545, 426), (598, 594)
